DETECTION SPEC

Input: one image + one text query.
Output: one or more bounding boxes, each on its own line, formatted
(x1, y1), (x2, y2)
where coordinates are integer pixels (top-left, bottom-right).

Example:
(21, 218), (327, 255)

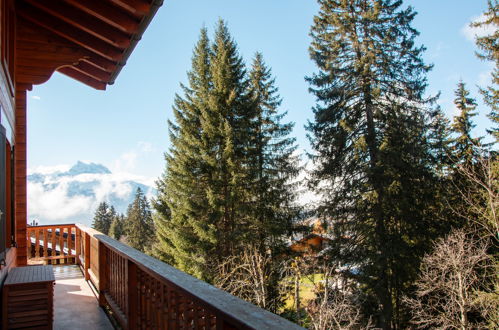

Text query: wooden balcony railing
(27, 224), (303, 330)
(27, 224), (78, 265)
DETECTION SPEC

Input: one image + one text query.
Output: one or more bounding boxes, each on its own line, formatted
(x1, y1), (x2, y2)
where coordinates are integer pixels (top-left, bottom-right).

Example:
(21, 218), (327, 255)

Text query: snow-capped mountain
(28, 161), (156, 226)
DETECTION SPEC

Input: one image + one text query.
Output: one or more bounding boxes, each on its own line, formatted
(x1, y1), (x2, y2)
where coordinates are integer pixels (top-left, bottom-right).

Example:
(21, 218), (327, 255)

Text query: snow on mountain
(27, 161), (156, 226)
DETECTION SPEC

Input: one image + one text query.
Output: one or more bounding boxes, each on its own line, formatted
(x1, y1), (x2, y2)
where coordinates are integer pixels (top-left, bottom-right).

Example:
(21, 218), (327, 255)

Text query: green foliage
(451, 81), (483, 164)
(153, 20), (299, 289)
(306, 0), (447, 327)
(109, 213), (125, 241)
(473, 0), (499, 143)
(246, 53), (300, 244)
(124, 188), (154, 252)
(91, 202), (113, 235)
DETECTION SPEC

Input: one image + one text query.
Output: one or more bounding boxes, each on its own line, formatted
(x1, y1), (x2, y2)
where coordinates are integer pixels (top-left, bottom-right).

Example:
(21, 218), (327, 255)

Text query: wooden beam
(17, 3), (123, 61)
(73, 61), (112, 82)
(16, 18), (117, 89)
(57, 67), (107, 90)
(64, 0), (140, 34)
(17, 18), (116, 72)
(16, 18), (87, 85)
(83, 57), (116, 73)
(107, 0), (152, 16)
(25, 0), (131, 49)
(17, 19), (116, 73)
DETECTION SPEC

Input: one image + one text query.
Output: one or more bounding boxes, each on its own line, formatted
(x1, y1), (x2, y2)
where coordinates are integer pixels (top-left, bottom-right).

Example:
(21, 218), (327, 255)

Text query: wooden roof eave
(107, 0), (163, 85)
(15, 0), (164, 91)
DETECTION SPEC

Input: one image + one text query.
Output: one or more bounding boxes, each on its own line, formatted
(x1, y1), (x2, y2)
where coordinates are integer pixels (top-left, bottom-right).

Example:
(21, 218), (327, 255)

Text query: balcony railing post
(98, 241), (108, 307)
(127, 260), (138, 330)
(75, 228), (81, 265)
(84, 232), (90, 281)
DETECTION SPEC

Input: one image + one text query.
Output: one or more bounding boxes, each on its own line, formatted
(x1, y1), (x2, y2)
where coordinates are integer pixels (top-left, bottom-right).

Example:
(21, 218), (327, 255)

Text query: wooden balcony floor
(53, 265), (114, 330)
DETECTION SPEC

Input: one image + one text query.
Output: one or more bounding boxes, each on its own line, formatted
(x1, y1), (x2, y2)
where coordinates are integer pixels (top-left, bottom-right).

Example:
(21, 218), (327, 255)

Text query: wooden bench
(2, 265), (55, 329)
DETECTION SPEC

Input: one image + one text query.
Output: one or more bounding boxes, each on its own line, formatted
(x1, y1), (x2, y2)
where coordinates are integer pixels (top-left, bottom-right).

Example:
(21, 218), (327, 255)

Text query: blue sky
(27, 0), (494, 182)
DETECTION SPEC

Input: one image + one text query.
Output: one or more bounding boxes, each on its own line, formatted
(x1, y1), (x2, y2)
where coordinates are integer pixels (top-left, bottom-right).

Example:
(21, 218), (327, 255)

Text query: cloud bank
(28, 161), (156, 226)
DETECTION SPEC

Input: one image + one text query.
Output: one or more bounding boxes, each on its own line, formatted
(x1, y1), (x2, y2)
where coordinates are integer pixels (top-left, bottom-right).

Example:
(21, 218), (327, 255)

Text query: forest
(92, 1), (499, 328)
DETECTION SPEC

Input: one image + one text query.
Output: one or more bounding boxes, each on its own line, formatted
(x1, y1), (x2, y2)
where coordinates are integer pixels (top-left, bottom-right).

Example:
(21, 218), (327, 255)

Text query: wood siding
(14, 88), (26, 266)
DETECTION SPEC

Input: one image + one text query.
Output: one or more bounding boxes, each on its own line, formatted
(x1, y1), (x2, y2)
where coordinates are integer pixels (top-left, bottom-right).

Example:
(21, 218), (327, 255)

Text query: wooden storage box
(2, 265), (55, 329)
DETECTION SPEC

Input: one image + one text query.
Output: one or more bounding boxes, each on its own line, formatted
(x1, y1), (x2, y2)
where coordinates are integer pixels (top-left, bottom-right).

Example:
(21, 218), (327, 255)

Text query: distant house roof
(290, 233), (331, 255)
(16, 0), (163, 90)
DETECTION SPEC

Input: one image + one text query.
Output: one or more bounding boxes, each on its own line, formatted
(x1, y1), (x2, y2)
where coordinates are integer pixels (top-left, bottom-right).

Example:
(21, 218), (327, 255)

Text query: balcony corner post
(75, 228), (81, 265)
(84, 233), (90, 281)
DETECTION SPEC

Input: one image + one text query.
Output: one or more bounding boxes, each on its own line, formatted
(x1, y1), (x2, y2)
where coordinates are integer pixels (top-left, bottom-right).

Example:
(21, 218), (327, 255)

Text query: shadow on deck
(52, 265), (113, 330)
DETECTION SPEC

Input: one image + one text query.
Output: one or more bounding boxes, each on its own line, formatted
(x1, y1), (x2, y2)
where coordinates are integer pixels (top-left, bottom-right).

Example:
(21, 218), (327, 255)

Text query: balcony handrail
(28, 223), (303, 329)
(26, 223), (76, 230)
(27, 224), (77, 264)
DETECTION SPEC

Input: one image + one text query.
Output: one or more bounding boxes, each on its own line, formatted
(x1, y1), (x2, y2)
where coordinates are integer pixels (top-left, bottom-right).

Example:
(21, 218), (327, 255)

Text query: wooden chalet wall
(14, 89), (26, 266)
(0, 0), (17, 285)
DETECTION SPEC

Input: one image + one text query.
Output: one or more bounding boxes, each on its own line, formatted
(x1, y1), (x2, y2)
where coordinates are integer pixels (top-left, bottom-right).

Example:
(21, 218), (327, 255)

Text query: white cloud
(461, 14), (495, 42)
(31, 95), (41, 100)
(27, 161), (156, 226)
(112, 141), (157, 174)
(28, 181), (93, 223)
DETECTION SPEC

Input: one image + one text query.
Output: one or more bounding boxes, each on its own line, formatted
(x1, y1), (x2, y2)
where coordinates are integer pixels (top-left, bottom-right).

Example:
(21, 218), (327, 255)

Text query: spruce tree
(307, 0), (442, 327)
(247, 52), (299, 247)
(153, 22), (300, 290)
(109, 213), (124, 241)
(473, 0), (499, 143)
(154, 21), (253, 281)
(92, 201), (112, 235)
(153, 26), (215, 279)
(233, 53), (299, 312)
(124, 188), (154, 252)
(451, 81), (483, 164)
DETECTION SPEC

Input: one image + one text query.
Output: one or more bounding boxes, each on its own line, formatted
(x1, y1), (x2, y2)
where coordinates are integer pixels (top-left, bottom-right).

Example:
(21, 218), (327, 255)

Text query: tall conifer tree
(125, 188), (154, 252)
(92, 201), (112, 235)
(153, 27), (212, 275)
(473, 0), (498, 143)
(109, 213), (125, 241)
(237, 53), (299, 311)
(307, 0), (442, 327)
(154, 21), (253, 282)
(247, 53), (299, 247)
(451, 81), (482, 164)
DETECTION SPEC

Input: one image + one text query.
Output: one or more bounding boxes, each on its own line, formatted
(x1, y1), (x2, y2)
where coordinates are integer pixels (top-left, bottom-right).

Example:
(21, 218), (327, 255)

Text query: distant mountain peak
(65, 161), (111, 176)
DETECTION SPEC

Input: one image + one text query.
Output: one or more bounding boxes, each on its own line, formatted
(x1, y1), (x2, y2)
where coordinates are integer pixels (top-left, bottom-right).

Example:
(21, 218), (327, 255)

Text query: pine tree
(155, 20), (253, 281)
(307, 0), (443, 327)
(451, 81), (483, 164)
(473, 0), (499, 143)
(92, 201), (112, 235)
(153, 26), (215, 279)
(109, 213), (124, 241)
(220, 53), (299, 312)
(124, 188), (154, 252)
(247, 52), (299, 248)
(154, 21), (299, 286)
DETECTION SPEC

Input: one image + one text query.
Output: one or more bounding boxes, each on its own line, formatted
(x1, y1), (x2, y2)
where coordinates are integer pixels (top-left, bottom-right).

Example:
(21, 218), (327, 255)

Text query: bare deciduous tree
(405, 229), (496, 329)
(305, 265), (373, 330)
(452, 153), (498, 241)
(214, 246), (283, 312)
